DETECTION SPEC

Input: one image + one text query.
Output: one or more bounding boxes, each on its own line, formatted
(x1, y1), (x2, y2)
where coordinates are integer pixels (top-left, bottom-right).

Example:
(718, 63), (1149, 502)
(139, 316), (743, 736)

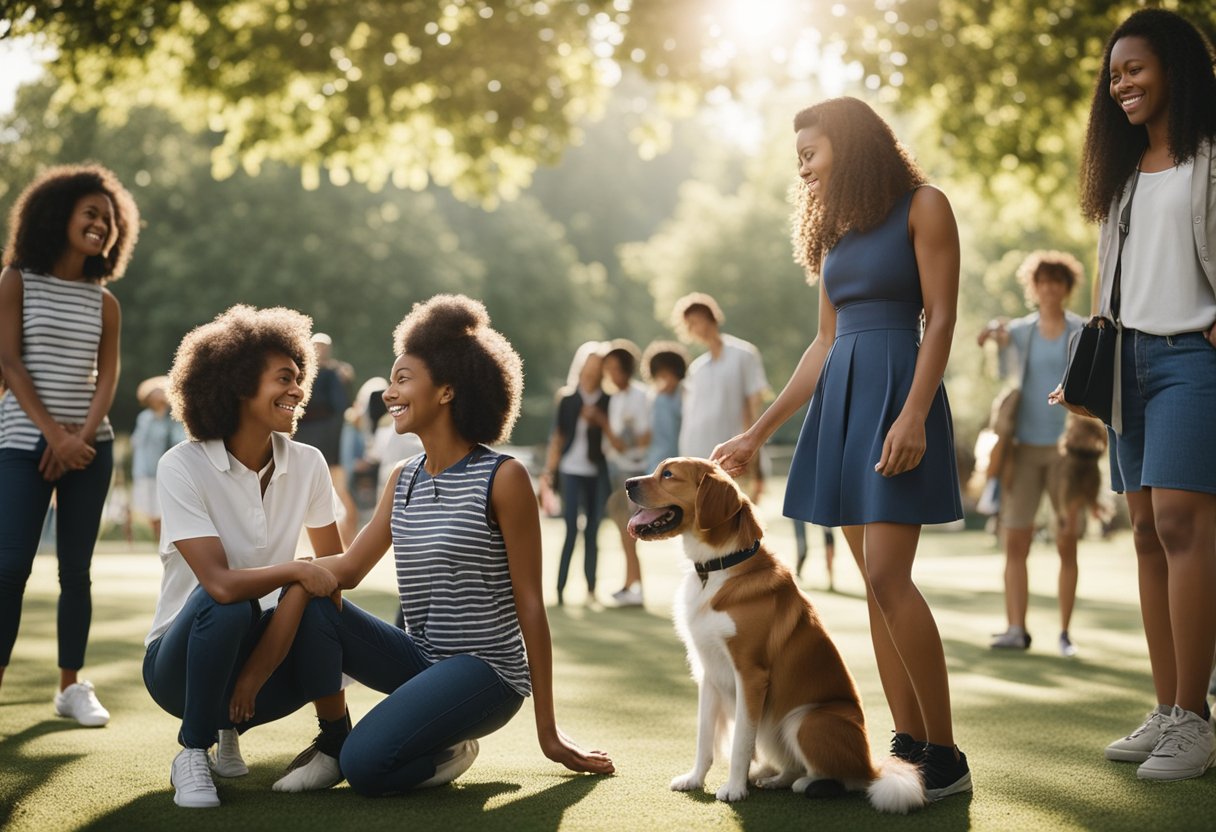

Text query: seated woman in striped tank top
(229, 293), (614, 795)
(0, 164), (139, 728)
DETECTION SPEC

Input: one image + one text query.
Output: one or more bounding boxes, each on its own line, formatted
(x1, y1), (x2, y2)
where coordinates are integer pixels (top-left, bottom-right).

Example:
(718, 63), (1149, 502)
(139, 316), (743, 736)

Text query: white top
(145, 432), (337, 646)
(1121, 161), (1216, 334)
(0, 272), (114, 450)
(605, 380), (651, 476)
(558, 388), (600, 477)
(678, 334), (768, 459)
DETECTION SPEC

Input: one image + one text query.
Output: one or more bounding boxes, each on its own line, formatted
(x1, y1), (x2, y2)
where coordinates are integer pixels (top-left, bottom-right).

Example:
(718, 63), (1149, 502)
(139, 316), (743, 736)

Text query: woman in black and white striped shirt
(0, 164), (139, 726)
(231, 294), (614, 795)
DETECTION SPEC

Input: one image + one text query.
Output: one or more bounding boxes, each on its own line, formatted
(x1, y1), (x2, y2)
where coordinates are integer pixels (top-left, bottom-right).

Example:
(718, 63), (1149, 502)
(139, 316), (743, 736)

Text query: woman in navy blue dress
(714, 97), (969, 800)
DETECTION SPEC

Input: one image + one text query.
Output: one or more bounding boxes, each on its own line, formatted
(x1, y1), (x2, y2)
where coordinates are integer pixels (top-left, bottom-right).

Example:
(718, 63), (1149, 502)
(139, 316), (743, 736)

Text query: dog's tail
(866, 756), (927, 814)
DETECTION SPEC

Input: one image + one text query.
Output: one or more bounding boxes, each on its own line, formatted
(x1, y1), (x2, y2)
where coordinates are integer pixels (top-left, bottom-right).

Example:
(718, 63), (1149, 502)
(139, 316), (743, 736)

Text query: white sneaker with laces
(54, 681), (110, 727)
(1137, 706), (1216, 781)
(612, 583), (644, 607)
(416, 740), (479, 788)
(209, 728), (249, 777)
(1105, 707), (1172, 763)
(272, 748), (342, 792)
(171, 748), (220, 808)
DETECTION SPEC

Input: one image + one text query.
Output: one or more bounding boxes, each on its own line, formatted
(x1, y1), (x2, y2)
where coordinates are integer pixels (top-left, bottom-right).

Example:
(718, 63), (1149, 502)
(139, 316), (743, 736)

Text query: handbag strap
(1110, 152), (1145, 323)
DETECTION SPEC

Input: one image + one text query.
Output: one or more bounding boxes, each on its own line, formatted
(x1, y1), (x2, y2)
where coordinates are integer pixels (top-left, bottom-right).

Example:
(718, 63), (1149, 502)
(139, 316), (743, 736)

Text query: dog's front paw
(670, 771), (705, 792)
(716, 781), (749, 802)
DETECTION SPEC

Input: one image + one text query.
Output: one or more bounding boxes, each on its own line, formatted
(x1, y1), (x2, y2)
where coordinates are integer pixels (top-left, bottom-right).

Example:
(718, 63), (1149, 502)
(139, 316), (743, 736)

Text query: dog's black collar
(695, 539), (761, 587)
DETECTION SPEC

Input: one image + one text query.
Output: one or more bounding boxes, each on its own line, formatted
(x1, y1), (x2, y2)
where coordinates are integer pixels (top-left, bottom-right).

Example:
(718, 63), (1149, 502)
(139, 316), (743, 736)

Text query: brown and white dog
(625, 458), (926, 813)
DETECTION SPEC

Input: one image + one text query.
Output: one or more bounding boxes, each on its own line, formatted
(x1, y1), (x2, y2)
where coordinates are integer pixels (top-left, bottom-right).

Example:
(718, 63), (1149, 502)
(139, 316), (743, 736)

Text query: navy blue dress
(784, 190), (963, 526)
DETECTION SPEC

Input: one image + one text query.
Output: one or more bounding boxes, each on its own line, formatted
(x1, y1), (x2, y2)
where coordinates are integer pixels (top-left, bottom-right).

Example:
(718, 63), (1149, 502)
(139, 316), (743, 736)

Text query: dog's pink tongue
(628, 507), (669, 537)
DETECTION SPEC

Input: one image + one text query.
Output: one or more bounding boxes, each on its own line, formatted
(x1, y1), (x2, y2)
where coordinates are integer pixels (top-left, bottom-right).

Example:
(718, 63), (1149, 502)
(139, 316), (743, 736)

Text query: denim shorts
(1109, 329), (1216, 494)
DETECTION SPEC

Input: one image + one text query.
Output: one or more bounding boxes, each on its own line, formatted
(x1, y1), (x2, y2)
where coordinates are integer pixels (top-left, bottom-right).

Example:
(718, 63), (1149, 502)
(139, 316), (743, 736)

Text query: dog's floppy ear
(695, 465), (744, 531)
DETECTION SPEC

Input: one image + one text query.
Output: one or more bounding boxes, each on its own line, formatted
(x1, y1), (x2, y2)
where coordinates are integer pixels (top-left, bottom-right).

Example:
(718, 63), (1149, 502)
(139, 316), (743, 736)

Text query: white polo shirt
(678, 334), (768, 459)
(145, 432), (337, 646)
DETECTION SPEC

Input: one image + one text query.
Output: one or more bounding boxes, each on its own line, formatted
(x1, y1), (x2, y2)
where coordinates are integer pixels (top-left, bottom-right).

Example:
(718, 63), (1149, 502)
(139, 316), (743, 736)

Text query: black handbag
(1061, 163), (1141, 425)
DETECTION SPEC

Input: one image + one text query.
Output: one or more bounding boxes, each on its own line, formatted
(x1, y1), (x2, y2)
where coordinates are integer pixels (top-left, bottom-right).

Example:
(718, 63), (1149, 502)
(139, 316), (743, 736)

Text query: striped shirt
(392, 446), (532, 696)
(0, 271), (113, 451)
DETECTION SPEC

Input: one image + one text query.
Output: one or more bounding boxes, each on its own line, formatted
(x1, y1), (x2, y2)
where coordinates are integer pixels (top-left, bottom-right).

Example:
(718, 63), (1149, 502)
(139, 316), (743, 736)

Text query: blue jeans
(142, 586), (339, 749)
(295, 597), (524, 796)
(0, 439), (113, 668)
(557, 471), (606, 597)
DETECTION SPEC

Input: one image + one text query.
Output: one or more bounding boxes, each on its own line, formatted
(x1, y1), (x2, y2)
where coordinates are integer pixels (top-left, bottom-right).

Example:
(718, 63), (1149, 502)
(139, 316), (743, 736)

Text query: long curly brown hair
(393, 294), (523, 445)
(791, 98), (926, 282)
(1080, 9), (1216, 223)
(3, 163), (140, 284)
(168, 305), (317, 441)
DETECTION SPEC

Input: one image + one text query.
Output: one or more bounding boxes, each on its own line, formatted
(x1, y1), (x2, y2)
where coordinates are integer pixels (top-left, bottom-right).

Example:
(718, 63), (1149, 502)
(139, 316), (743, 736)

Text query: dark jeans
(142, 585), (339, 749)
(0, 439), (113, 668)
(296, 597), (524, 796)
(557, 471), (606, 597)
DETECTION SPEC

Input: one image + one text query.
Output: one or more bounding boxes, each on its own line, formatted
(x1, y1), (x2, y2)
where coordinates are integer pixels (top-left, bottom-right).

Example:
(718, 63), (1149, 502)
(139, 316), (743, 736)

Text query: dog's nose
(625, 477), (639, 500)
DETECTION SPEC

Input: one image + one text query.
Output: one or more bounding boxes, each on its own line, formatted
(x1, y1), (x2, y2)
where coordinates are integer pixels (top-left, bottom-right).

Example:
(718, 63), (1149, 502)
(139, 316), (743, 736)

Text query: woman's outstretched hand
(1047, 384), (1093, 417)
(541, 727), (615, 775)
(711, 432), (757, 478)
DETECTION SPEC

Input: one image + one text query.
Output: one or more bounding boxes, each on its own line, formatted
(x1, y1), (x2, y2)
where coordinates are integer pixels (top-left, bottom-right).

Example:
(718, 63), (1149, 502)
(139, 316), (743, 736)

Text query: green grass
(3, 483), (1216, 831)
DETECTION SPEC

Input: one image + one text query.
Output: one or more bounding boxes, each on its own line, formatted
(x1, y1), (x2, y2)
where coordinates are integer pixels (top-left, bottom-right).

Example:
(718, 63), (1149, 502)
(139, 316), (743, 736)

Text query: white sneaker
(171, 748), (220, 808)
(1105, 707), (1171, 763)
(272, 746), (342, 792)
(1137, 706), (1216, 781)
(54, 681), (110, 727)
(209, 728), (249, 777)
(416, 740), (479, 788)
(612, 583), (644, 607)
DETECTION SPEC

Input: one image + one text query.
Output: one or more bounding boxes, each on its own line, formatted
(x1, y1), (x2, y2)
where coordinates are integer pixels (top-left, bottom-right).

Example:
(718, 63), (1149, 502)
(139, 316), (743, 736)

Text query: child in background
(641, 340), (688, 472)
(130, 375), (186, 540)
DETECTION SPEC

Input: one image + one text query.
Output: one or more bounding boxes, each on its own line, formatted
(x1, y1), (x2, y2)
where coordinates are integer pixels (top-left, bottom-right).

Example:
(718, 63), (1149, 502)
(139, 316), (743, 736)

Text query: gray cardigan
(999, 310), (1086, 388)
(1095, 138), (1216, 433)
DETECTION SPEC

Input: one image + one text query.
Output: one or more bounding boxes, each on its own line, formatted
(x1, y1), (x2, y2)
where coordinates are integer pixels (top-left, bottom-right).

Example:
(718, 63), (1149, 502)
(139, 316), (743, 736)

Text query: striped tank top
(392, 446), (532, 696)
(0, 271), (113, 451)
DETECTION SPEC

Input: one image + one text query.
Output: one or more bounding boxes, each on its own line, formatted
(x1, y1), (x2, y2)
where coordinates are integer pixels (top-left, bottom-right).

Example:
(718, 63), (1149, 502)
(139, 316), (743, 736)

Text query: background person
(0, 163), (139, 727)
(979, 252), (1086, 656)
(294, 333), (357, 543)
(130, 374), (187, 541)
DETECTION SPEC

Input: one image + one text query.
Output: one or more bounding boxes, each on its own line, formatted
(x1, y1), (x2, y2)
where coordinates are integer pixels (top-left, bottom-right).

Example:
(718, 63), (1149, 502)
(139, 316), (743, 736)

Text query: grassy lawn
(3, 482), (1215, 831)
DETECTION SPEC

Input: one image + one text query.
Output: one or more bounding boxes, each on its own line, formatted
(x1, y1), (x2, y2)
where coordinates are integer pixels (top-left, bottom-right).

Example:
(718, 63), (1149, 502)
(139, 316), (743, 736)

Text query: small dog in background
(1055, 414), (1109, 538)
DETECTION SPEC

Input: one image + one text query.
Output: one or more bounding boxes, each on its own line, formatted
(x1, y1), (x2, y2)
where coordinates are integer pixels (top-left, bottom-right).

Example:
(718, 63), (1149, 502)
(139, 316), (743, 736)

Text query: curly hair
(1080, 9), (1216, 222)
(1016, 250), (1084, 307)
(642, 340), (689, 382)
(392, 294), (523, 445)
(168, 305), (317, 441)
(791, 98), (927, 281)
(3, 163), (140, 284)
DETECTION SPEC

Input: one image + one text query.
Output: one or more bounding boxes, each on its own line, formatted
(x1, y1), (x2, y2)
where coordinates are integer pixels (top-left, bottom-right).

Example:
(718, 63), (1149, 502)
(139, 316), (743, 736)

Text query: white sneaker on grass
(209, 728), (248, 777)
(54, 681), (110, 727)
(1105, 707), (1171, 763)
(1137, 706), (1216, 781)
(272, 745), (342, 792)
(416, 740), (479, 788)
(171, 748), (220, 808)
(612, 583), (644, 608)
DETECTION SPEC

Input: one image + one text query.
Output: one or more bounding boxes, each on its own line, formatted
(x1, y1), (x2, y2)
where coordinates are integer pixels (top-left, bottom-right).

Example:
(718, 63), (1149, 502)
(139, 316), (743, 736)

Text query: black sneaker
(921, 743), (972, 800)
(890, 732), (922, 763)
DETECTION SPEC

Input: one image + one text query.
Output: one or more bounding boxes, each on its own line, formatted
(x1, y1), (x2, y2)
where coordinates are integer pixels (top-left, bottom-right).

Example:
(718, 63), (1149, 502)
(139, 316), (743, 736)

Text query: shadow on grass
(81, 769), (605, 832)
(0, 720), (87, 828)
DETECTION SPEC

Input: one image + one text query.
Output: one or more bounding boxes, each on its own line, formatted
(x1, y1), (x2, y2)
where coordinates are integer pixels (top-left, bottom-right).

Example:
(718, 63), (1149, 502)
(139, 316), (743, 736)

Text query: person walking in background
(143, 305), (349, 807)
(130, 374), (187, 541)
(237, 295), (614, 795)
(588, 339), (651, 608)
(793, 523), (837, 592)
(641, 340), (687, 472)
(0, 164), (139, 727)
(1053, 8), (1216, 782)
(673, 292), (768, 460)
(294, 333), (357, 543)
(979, 252), (1086, 656)
(714, 97), (970, 800)
(542, 342), (610, 606)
